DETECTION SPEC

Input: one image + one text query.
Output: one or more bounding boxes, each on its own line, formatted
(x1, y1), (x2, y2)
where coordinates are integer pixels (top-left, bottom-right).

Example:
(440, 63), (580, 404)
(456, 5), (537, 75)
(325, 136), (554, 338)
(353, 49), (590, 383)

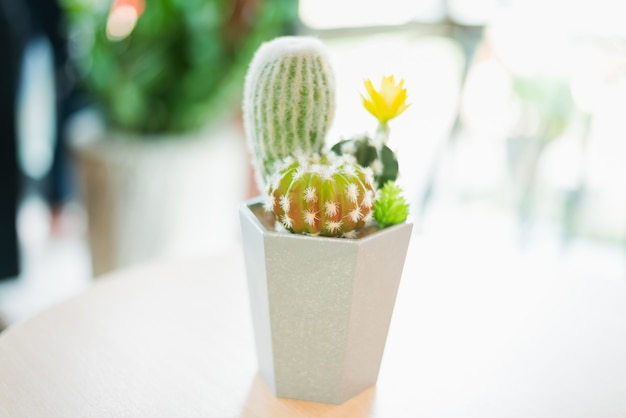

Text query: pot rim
(241, 196), (412, 244)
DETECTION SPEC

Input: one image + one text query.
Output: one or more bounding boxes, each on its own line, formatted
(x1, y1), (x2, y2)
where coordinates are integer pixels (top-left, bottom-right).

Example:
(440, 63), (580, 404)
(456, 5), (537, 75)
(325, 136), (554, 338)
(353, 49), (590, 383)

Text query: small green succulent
(374, 182), (409, 228)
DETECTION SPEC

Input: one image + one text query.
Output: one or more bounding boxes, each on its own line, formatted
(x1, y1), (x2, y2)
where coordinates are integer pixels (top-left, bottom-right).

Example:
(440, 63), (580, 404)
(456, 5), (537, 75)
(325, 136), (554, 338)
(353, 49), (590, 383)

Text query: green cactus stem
(331, 134), (399, 188)
(265, 154), (376, 238)
(243, 36), (336, 189)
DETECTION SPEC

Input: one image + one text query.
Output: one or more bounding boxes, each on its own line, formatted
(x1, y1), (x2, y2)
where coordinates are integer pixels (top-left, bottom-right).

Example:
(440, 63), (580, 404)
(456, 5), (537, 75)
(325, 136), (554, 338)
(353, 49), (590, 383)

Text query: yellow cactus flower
(362, 75), (409, 124)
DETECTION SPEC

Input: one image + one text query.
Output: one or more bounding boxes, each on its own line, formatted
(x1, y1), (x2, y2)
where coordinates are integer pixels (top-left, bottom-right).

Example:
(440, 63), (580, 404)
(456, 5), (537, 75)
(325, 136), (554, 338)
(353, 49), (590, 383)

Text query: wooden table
(1, 238), (626, 417)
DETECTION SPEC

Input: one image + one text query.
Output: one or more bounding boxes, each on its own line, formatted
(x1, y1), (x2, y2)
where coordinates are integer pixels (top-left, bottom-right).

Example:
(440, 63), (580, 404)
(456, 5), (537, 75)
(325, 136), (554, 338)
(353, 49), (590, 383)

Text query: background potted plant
(60, 0), (297, 276)
(239, 36), (413, 404)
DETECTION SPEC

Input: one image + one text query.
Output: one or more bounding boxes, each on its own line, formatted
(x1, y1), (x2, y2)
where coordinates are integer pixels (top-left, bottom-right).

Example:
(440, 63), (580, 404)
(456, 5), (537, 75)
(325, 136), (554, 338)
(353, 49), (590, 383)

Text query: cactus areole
(243, 36), (336, 190)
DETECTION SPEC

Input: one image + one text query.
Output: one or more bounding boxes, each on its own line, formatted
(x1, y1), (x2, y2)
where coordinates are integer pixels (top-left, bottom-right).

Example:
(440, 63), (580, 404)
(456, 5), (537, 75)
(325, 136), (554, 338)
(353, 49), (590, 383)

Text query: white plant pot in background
(239, 199), (412, 405)
(70, 113), (248, 277)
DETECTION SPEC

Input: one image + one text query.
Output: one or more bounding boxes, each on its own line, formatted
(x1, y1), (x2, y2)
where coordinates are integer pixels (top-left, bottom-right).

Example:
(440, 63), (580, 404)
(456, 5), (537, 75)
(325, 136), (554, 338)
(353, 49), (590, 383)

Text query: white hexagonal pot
(239, 198), (412, 405)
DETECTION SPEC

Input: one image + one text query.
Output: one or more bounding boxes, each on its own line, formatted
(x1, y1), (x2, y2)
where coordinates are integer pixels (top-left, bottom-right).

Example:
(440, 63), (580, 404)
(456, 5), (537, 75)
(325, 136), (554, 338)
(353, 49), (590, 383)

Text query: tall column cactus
(243, 36), (336, 189)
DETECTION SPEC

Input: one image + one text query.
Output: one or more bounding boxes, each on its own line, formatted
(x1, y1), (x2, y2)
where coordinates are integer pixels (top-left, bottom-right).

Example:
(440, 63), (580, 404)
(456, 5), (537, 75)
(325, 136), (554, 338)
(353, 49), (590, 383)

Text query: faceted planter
(239, 199), (412, 404)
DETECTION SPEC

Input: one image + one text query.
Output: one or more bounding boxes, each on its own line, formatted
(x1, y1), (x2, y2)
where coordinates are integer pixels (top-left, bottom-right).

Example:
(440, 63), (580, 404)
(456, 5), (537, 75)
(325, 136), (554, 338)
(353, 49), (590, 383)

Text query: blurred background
(1, 0), (625, 329)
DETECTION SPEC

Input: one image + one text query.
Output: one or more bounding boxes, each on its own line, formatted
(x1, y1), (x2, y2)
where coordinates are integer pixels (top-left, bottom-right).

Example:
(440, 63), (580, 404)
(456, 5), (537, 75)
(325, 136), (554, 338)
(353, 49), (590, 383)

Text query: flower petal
(362, 75), (409, 123)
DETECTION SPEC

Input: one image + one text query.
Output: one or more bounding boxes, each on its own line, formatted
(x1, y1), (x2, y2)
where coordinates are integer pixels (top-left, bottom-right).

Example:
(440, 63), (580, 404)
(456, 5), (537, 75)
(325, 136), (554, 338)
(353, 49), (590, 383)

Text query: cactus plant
(331, 134), (399, 188)
(243, 36), (336, 189)
(242, 36), (411, 238)
(374, 181), (409, 228)
(330, 76), (408, 189)
(266, 154), (376, 237)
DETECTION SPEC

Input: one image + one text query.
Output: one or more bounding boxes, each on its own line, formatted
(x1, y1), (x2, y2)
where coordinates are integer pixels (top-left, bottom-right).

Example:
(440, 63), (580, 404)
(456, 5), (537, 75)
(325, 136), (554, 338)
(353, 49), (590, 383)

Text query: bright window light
(298, 0), (444, 29)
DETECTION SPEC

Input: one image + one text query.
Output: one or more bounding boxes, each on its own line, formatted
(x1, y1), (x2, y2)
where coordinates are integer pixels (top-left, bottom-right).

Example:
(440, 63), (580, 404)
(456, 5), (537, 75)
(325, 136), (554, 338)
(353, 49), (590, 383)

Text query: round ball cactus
(266, 154), (376, 238)
(243, 36), (336, 189)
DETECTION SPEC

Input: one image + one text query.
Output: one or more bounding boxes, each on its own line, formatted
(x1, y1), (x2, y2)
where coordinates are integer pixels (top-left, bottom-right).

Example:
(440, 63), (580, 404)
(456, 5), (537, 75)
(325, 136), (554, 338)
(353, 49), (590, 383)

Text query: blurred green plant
(61, 0), (297, 134)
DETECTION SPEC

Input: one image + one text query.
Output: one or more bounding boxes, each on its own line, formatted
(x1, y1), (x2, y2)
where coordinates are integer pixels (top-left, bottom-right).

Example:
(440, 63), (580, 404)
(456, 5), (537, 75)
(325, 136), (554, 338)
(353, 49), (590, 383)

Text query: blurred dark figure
(0, 0), (25, 280)
(0, 0), (77, 280)
(22, 0), (79, 223)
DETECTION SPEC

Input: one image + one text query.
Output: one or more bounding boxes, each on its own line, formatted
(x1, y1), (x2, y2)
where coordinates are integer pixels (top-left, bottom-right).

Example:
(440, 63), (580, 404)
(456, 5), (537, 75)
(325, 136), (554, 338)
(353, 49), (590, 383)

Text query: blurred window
(299, 0), (445, 29)
(298, 0), (505, 31)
